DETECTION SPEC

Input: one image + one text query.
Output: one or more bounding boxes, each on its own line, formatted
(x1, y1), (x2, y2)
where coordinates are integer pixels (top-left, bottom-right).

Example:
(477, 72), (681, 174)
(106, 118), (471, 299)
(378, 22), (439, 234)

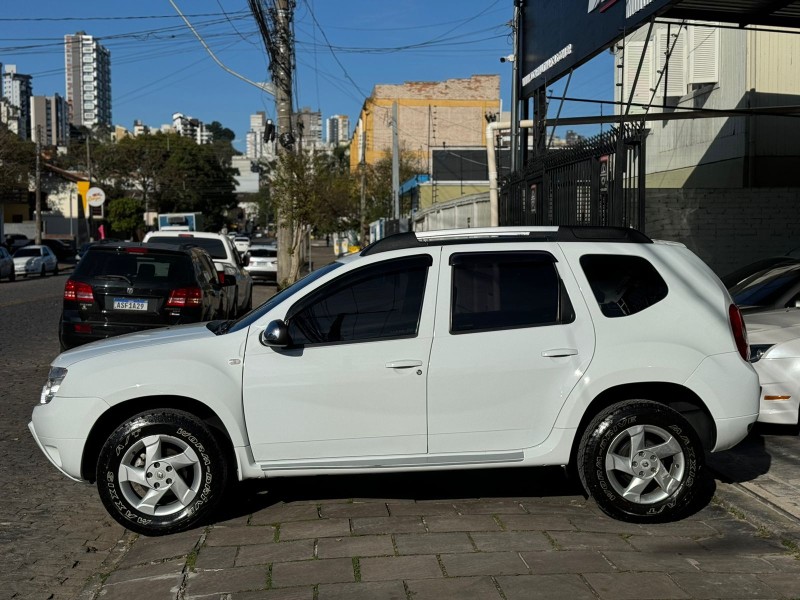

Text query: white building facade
(326, 114), (350, 146)
(64, 33), (112, 128)
(2, 64), (33, 139)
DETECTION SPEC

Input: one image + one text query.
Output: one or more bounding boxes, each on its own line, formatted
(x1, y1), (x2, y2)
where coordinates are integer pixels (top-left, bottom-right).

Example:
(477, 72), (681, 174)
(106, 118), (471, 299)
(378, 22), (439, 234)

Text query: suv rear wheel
(96, 409), (228, 535)
(577, 400), (703, 522)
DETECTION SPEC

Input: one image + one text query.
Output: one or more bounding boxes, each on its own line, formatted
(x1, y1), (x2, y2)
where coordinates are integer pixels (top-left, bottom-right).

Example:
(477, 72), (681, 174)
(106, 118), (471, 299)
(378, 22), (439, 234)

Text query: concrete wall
(645, 187), (800, 276)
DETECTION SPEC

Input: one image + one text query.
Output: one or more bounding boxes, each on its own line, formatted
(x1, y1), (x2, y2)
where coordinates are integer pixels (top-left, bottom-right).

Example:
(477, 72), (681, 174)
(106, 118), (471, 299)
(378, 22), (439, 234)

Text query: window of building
(286, 255), (432, 345)
(450, 251), (573, 333)
(580, 255), (668, 318)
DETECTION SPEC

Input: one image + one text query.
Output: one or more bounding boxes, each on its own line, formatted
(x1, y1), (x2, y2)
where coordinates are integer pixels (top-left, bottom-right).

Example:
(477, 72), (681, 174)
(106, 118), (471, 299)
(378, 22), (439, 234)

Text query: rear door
(427, 244), (595, 454)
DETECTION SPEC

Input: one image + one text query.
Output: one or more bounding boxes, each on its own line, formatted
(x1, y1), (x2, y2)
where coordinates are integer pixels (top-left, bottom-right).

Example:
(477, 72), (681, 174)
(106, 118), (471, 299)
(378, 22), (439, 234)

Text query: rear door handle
(541, 348), (578, 358)
(385, 360), (423, 369)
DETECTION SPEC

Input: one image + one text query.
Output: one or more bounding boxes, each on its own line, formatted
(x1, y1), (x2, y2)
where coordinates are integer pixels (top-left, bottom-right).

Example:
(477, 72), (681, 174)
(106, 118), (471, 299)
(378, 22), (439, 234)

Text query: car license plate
(113, 298), (148, 311)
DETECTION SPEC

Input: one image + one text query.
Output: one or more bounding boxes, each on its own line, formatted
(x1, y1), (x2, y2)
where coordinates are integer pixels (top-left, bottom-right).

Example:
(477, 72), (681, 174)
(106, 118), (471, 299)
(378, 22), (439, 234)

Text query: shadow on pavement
(706, 425), (776, 484)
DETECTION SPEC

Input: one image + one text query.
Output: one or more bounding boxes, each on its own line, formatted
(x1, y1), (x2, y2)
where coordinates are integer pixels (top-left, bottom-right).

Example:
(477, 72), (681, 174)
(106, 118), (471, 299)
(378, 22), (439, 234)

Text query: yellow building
(350, 74), (501, 172)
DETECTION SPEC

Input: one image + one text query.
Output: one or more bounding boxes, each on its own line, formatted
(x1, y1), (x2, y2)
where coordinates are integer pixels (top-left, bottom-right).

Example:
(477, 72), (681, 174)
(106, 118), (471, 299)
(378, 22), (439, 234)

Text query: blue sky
(0, 0), (614, 152)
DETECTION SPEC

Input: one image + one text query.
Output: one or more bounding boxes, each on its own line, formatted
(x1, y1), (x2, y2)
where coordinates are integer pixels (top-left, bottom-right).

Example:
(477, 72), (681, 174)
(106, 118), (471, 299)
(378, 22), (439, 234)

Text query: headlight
(749, 344), (775, 363)
(40, 367), (68, 404)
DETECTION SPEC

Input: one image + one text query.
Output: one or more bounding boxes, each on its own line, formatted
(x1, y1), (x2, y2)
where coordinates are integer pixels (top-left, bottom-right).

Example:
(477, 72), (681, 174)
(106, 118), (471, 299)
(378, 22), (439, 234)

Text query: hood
(744, 308), (800, 343)
(54, 321), (216, 367)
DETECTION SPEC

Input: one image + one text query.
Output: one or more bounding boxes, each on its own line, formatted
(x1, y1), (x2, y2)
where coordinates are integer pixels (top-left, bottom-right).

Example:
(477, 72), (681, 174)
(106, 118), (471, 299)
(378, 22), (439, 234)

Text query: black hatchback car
(60, 242), (234, 350)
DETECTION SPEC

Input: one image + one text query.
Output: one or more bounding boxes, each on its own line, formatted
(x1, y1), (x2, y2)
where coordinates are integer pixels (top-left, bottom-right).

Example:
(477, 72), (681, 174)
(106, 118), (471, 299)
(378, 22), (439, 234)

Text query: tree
(107, 197), (144, 239)
(363, 149), (425, 225)
(206, 121), (235, 143)
(0, 124), (35, 200)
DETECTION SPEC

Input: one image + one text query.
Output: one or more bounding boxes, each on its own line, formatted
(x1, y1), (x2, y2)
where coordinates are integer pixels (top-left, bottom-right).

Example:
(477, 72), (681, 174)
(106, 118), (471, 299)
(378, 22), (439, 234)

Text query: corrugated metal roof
(665, 0), (800, 27)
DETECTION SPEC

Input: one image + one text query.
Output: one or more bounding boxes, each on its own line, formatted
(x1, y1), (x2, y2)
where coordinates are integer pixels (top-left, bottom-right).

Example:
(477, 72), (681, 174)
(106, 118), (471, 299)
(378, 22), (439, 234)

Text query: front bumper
(29, 395), (111, 481)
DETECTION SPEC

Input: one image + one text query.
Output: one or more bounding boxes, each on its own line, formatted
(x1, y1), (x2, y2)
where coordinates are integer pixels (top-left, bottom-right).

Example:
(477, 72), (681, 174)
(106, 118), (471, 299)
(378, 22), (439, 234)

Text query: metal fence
(500, 124), (647, 229)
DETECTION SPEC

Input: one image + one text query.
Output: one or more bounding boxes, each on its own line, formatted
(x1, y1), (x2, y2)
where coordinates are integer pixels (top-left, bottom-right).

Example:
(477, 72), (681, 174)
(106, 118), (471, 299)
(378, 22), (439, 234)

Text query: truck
(157, 212), (204, 232)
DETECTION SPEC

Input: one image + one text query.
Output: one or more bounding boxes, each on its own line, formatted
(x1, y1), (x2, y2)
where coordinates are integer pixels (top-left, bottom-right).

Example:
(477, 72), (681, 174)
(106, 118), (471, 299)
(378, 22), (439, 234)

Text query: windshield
(248, 248), (277, 258)
(147, 235), (227, 259)
(730, 264), (800, 307)
(227, 261), (343, 333)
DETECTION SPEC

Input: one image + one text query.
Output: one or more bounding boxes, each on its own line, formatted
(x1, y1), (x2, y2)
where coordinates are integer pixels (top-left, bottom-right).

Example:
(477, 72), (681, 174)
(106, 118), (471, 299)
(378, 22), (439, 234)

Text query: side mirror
(242, 254), (250, 267)
(260, 319), (291, 348)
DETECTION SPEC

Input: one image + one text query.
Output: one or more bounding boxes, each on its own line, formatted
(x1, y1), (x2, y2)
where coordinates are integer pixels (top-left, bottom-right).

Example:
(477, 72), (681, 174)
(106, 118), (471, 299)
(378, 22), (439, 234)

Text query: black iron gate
(500, 124), (647, 229)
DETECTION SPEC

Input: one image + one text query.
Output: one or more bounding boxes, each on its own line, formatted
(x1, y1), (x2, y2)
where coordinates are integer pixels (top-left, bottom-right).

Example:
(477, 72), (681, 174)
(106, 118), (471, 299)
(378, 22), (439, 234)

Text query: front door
(242, 253), (438, 463)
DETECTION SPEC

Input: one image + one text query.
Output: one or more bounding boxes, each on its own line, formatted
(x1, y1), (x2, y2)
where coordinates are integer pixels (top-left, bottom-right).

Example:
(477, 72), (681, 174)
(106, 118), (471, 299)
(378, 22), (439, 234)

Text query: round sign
(86, 187), (106, 208)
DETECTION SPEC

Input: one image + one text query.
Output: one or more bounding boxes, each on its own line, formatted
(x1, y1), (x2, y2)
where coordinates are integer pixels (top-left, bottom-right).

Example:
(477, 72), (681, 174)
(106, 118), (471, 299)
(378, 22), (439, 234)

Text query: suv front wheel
(577, 400), (703, 522)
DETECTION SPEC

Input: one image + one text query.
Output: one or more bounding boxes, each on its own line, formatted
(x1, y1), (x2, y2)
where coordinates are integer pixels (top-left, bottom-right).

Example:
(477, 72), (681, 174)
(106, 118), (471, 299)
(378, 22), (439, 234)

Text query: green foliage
(107, 197), (144, 239)
(363, 149), (425, 223)
(0, 124), (36, 197)
(207, 121), (236, 143)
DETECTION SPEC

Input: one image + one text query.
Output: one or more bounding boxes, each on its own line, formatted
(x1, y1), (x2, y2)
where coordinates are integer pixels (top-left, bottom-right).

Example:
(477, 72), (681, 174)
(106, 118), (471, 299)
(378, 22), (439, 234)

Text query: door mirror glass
(261, 319), (291, 347)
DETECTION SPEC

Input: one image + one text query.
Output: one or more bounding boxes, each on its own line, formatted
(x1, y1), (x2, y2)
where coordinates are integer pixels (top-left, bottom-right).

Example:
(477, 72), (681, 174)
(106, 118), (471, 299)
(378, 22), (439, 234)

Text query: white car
(30, 227), (759, 536)
(233, 236), (251, 255)
(745, 308), (800, 426)
(0, 246), (15, 282)
(13, 244), (58, 277)
(143, 231), (253, 317)
(244, 244), (278, 282)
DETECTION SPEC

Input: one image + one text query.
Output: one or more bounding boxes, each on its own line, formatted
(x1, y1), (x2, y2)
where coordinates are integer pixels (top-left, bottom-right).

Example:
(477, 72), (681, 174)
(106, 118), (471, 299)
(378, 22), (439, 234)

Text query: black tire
(8, 270), (14, 282)
(54, 263), (59, 276)
(40, 265), (46, 277)
(96, 409), (228, 536)
(577, 399), (703, 523)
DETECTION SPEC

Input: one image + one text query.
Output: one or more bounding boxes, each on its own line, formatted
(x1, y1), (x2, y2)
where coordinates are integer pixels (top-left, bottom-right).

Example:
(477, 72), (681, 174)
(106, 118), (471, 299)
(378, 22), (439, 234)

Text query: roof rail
(360, 226), (651, 256)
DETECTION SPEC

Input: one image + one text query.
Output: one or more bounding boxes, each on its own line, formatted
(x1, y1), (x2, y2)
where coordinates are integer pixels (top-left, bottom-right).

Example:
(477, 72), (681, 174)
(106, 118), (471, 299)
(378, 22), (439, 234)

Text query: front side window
(581, 254), (668, 318)
(450, 251), (570, 333)
(286, 255), (432, 345)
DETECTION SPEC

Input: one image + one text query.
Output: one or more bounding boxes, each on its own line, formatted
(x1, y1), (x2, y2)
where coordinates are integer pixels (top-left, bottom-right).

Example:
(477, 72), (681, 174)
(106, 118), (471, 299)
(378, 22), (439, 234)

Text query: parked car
(233, 235), (251, 255)
(30, 226), (759, 536)
(744, 308), (800, 427)
(721, 256), (800, 289)
(727, 262), (800, 313)
(59, 242), (234, 350)
(76, 239), (123, 262)
(244, 244), (278, 283)
(38, 238), (74, 262)
(13, 245), (58, 277)
(143, 231), (253, 317)
(0, 246), (14, 282)
(4, 233), (31, 253)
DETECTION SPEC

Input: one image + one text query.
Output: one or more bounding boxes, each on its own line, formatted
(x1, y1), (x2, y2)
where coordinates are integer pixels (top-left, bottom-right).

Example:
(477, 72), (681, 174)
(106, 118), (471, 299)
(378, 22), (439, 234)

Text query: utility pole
(391, 101), (400, 221)
(34, 125), (42, 245)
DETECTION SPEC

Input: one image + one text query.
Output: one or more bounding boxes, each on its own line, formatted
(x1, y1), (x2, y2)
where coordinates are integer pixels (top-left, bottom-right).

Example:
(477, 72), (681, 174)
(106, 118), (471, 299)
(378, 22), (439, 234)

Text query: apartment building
(326, 114), (350, 146)
(30, 94), (69, 146)
(64, 32), (112, 128)
(2, 64), (33, 139)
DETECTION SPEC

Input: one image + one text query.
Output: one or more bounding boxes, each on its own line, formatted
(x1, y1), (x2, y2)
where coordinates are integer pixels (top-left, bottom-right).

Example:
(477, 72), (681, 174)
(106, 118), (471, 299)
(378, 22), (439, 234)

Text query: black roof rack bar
(360, 226), (651, 256)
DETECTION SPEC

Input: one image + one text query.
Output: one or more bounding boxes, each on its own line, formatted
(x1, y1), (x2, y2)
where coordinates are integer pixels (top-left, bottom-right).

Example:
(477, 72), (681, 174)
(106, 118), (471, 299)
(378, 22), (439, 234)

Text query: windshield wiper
(215, 319), (235, 335)
(95, 274), (132, 284)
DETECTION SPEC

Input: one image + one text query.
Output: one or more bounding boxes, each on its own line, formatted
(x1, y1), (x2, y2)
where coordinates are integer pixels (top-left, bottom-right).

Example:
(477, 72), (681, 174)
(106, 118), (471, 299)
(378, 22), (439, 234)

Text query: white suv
(29, 227), (759, 535)
(143, 231), (253, 316)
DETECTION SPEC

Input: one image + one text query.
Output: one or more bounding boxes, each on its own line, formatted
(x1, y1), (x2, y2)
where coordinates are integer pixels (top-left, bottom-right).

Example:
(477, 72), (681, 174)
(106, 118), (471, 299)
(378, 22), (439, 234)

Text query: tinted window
(450, 251), (567, 333)
(14, 247), (41, 258)
(249, 248), (277, 258)
(729, 264), (800, 308)
(287, 255), (431, 345)
(75, 250), (194, 285)
(147, 236), (227, 259)
(581, 255), (668, 318)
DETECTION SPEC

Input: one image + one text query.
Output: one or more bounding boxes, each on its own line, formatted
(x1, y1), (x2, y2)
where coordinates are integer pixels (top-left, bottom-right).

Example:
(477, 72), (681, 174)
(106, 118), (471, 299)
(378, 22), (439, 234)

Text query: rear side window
(450, 251), (573, 333)
(580, 254), (668, 318)
(75, 250), (194, 284)
(147, 236), (227, 259)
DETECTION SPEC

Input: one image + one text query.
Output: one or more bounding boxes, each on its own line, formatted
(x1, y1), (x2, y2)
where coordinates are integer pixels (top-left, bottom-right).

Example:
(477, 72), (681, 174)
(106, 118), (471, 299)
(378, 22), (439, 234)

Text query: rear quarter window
(580, 254), (668, 318)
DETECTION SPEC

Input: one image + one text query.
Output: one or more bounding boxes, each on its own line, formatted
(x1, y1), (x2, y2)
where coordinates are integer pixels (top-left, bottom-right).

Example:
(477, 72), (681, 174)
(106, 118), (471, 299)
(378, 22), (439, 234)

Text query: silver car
(13, 245), (58, 277)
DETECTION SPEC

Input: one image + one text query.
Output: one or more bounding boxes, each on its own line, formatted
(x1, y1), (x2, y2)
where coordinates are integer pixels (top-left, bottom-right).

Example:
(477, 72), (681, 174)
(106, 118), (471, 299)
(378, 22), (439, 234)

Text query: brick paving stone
(756, 572), (800, 596)
(405, 575), (502, 600)
(394, 532), (476, 555)
(96, 575), (181, 600)
(763, 555), (800, 572)
(122, 529), (202, 565)
(359, 555), (443, 581)
(232, 588), (314, 600)
(270, 557), (354, 588)
(518, 499), (591, 515)
(498, 574), (597, 600)
(697, 532), (788, 555)
(316, 534), (394, 558)
(642, 520), (720, 537)
(318, 580), (408, 600)
(236, 540), (315, 566)
(184, 564), (268, 594)
(471, 531), (551, 552)
(195, 545), (238, 569)
(279, 519), (351, 541)
(499, 514), (577, 531)
(425, 514), (502, 532)
(519, 550), (617, 574)
(602, 550), (705, 573)
(453, 499), (528, 514)
(676, 554), (779, 573)
(568, 516), (647, 535)
(547, 531), (635, 551)
(320, 502), (390, 519)
(671, 572), (784, 599)
(441, 551), (529, 576)
(386, 502), (458, 516)
(583, 572), (690, 600)
(104, 557), (186, 585)
(625, 535), (709, 553)
(351, 516), (426, 535)
(249, 503), (321, 525)
(205, 525), (276, 546)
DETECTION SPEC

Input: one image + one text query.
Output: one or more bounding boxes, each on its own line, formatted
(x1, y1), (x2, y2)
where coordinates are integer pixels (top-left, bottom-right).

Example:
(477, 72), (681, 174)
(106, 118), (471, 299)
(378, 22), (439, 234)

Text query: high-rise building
(30, 94), (69, 146)
(246, 111), (268, 160)
(172, 112), (211, 144)
(295, 107), (323, 149)
(326, 114), (350, 146)
(64, 32), (111, 128)
(2, 64), (34, 139)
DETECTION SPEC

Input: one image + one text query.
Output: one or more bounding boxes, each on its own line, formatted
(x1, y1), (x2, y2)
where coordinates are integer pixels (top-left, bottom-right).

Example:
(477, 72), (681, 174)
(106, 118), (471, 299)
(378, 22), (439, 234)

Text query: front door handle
(385, 360), (423, 369)
(541, 348), (578, 358)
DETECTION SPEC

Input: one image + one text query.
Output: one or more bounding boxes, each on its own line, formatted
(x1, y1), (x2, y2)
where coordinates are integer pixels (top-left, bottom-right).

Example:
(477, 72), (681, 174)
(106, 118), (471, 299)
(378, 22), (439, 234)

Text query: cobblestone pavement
(3, 247), (800, 599)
